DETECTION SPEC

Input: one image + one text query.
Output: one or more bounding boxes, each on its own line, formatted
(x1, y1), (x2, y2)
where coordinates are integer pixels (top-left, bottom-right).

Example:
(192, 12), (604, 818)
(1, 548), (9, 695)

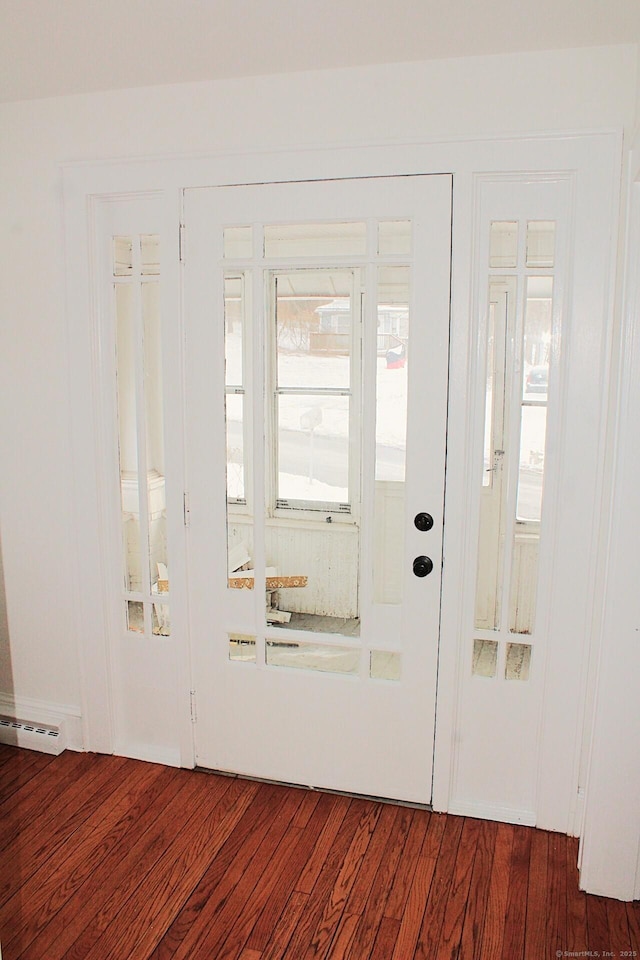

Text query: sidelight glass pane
(505, 642), (532, 680)
(140, 235), (160, 275)
(275, 271), (352, 388)
(515, 408), (547, 522)
(264, 222), (366, 258)
(142, 282), (168, 595)
(489, 221), (518, 268)
(526, 221), (555, 268)
(474, 279), (514, 631)
(508, 276), (552, 635)
(378, 220), (412, 256)
(126, 600), (144, 634)
(472, 639), (498, 677)
(266, 639), (360, 674)
(152, 603), (170, 637)
(276, 395), (350, 507)
(115, 283), (142, 592)
(113, 236), (133, 276)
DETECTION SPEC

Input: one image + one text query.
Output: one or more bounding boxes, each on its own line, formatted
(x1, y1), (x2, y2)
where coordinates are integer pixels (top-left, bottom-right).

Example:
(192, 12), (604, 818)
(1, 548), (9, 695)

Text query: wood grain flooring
(0, 744), (638, 960)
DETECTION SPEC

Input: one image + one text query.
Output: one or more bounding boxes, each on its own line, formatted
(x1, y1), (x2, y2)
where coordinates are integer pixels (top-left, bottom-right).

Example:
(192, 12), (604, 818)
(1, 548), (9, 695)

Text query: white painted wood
(578, 173), (640, 901)
(185, 174), (452, 803)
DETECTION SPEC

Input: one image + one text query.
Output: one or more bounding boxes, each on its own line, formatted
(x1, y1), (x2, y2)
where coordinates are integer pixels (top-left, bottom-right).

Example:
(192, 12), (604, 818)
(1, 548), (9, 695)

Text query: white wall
(0, 44), (637, 806)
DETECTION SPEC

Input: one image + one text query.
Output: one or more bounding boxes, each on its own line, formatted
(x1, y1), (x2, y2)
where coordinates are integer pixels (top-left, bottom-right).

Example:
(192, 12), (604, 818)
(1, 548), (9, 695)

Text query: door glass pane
(266, 639), (360, 675)
(224, 275), (244, 387)
(275, 271), (352, 389)
(228, 633), (257, 662)
(224, 226), (253, 259)
(264, 222), (366, 258)
(374, 265), (410, 605)
(370, 650), (401, 680)
(276, 394), (350, 507)
(378, 220), (412, 255)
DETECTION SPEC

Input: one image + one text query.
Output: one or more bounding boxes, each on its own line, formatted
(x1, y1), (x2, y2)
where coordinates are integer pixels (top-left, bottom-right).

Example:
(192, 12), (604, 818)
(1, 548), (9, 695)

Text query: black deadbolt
(414, 512), (434, 532)
(413, 555), (434, 578)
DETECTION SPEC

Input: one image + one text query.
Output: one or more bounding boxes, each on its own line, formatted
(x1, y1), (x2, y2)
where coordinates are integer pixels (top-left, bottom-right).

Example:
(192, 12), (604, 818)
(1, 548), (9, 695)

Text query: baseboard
(0, 694), (83, 753)
(447, 799), (537, 827)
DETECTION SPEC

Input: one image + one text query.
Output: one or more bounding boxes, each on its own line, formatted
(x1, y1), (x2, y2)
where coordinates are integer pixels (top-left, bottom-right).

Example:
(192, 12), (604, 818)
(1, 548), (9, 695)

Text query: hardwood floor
(0, 744), (638, 960)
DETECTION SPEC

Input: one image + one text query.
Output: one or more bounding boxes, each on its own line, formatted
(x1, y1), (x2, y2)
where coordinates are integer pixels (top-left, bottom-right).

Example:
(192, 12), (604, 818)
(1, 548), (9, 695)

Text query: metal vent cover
(0, 715), (66, 755)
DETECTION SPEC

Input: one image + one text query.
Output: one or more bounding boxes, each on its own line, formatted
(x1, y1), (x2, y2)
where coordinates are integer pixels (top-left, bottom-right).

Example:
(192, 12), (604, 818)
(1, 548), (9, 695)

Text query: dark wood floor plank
(436, 816), (483, 960)
(0, 746), (55, 803)
(524, 825), (548, 960)
(178, 787), (307, 960)
(148, 783), (297, 960)
(344, 802), (398, 916)
(0, 749), (97, 852)
(1, 748), (636, 960)
(279, 799), (367, 958)
(2, 758), (163, 957)
(304, 801), (382, 959)
(606, 898), (632, 953)
(391, 853), (437, 960)
(262, 891), (310, 960)
(383, 808), (430, 922)
(627, 900), (640, 952)
(414, 814), (464, 960)
(247, 791), (338, 953)
(565, 837), (588, 954)
(326, 912), (360, 959)
(370, 917), (402, 960)
(86, 775), (262, 960)
(24, 766), (198, 960)
(1, 754), (143, 912)
(458, 817), (497, 960)
(546, 831), (568, 957)
(346, 805), (415, 960)
(501, 824), (531, 960)
(478, 821), (514, 960)
(586, 894), (611, 953)
(296, 793), (353, 894)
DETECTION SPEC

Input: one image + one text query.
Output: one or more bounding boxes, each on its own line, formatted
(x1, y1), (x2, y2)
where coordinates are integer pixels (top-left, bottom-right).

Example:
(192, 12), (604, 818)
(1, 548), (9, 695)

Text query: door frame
(63, 129), (621, 830)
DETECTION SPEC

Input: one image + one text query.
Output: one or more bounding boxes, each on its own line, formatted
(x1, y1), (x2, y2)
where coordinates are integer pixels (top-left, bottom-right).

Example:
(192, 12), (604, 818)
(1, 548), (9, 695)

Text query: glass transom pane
(264, 222), (366, 258)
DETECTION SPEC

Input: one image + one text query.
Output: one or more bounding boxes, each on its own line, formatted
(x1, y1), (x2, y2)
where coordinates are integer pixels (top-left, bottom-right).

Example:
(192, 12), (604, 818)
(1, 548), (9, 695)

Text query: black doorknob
(413, 555), (434, 578)
(414, 512), (434, 532)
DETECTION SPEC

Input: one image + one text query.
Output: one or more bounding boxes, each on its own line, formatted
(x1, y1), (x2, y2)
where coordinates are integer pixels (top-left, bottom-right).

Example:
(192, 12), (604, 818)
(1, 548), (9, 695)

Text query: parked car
(525, 364), (548, 393)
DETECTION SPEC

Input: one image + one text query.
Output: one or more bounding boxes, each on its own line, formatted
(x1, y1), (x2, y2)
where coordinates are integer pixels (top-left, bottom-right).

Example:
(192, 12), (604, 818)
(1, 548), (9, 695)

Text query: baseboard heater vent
(0, 716), (66, 755)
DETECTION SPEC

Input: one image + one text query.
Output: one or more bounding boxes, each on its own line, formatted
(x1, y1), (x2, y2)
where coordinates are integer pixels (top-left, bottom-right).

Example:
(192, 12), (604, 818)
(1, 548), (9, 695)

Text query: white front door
(184, 175), (451, 804)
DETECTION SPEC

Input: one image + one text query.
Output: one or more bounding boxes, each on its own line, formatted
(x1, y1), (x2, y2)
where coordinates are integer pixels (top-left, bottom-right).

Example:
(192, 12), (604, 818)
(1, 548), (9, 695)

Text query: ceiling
(1, 0), (639, 104)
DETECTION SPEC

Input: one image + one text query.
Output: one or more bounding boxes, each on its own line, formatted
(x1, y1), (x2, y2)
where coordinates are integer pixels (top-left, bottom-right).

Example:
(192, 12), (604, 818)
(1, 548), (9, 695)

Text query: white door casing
(63, 131), (620, 838)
